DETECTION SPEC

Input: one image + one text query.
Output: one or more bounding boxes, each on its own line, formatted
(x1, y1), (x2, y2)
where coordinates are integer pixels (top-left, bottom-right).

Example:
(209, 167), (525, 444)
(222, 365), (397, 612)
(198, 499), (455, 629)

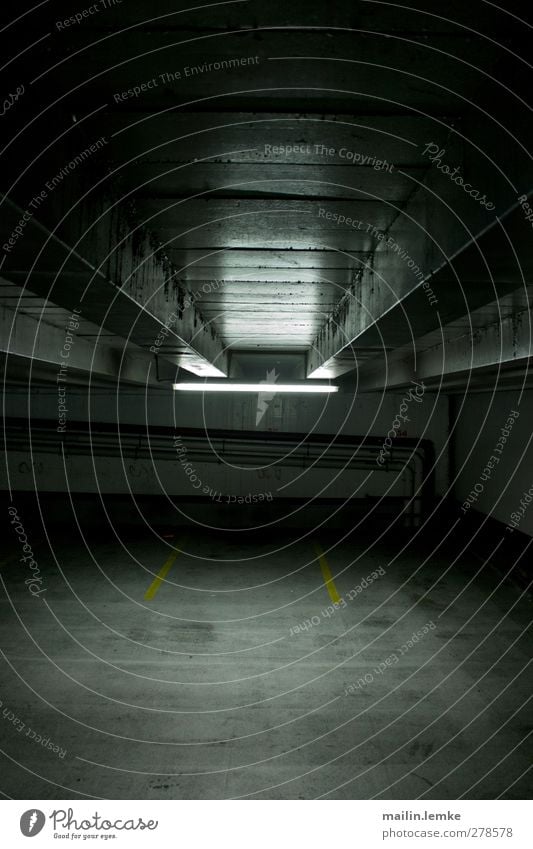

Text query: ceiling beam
(307, 109), (533, 378)
(135, 198), (396, 251)
(0, 300), (161, 386)
(1, 196), (227, 376)
(28, 31), (505, 115)
(355, 304), (533, 392)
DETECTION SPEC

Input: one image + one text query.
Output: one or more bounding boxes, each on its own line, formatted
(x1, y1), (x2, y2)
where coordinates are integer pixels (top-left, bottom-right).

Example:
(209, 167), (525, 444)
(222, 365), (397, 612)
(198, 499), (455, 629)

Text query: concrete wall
(453, 389), (533, 536)
(4, 384), (449, 498)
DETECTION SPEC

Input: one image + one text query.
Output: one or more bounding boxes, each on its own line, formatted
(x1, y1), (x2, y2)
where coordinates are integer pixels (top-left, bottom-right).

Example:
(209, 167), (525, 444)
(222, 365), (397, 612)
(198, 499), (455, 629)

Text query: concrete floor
(0, 528), (531, 800)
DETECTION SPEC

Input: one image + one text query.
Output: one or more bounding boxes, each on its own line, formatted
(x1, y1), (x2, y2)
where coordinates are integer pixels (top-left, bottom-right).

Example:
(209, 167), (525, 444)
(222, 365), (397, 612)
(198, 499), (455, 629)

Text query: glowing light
(172, 382), (338, 393)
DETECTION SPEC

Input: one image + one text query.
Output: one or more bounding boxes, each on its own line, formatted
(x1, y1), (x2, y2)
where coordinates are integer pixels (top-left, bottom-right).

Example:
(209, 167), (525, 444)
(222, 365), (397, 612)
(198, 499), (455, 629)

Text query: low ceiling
(1, 0), (532, 391)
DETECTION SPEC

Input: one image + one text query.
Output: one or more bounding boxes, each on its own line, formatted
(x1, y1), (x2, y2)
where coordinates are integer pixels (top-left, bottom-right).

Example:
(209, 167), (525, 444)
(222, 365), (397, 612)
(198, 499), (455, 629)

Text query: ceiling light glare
(172, 382), (338, 393)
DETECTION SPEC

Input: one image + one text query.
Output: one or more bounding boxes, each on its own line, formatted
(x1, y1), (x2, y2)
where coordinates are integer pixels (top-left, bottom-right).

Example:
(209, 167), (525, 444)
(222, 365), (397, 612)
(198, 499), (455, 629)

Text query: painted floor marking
(144, 545), (182, 600)
(314, 542), (341, 604)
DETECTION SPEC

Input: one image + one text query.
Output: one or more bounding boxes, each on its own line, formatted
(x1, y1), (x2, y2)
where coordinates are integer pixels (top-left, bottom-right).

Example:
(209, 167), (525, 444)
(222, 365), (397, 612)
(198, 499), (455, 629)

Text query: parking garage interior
(0, 0), (532, 801)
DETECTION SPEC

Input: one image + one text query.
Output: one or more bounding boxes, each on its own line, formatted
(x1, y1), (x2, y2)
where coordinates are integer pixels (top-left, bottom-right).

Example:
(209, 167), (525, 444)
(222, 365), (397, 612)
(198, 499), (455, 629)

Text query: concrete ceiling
(1, 0), (532, 389)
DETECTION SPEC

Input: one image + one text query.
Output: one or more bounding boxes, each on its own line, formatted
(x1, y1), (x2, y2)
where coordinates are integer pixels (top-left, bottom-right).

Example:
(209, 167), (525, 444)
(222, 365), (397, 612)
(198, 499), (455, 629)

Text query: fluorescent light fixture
(173, 382), (338, 393)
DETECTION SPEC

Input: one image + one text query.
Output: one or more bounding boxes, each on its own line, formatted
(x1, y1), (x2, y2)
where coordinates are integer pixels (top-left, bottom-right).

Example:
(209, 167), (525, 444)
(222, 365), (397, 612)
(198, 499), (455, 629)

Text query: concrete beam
(102, 113), (448, 168)
(128, 163), (420, 201)
(309, 204), (533, 377)
(355, 306), (533, 392)
(308, 107), (533, 377)
(1, 196), (227, 376)
(0, 300), (161, 386)
(23, 1), (524, 34)
(135, 198), (396, 251)
(166, 249), (362, 277)
(33, 31), (503, 115)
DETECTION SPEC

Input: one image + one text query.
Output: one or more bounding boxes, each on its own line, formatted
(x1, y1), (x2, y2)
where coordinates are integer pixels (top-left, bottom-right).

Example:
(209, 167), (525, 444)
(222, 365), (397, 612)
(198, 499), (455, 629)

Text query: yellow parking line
(314, 542), (341, 604)
(144, 546), (181, 600)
